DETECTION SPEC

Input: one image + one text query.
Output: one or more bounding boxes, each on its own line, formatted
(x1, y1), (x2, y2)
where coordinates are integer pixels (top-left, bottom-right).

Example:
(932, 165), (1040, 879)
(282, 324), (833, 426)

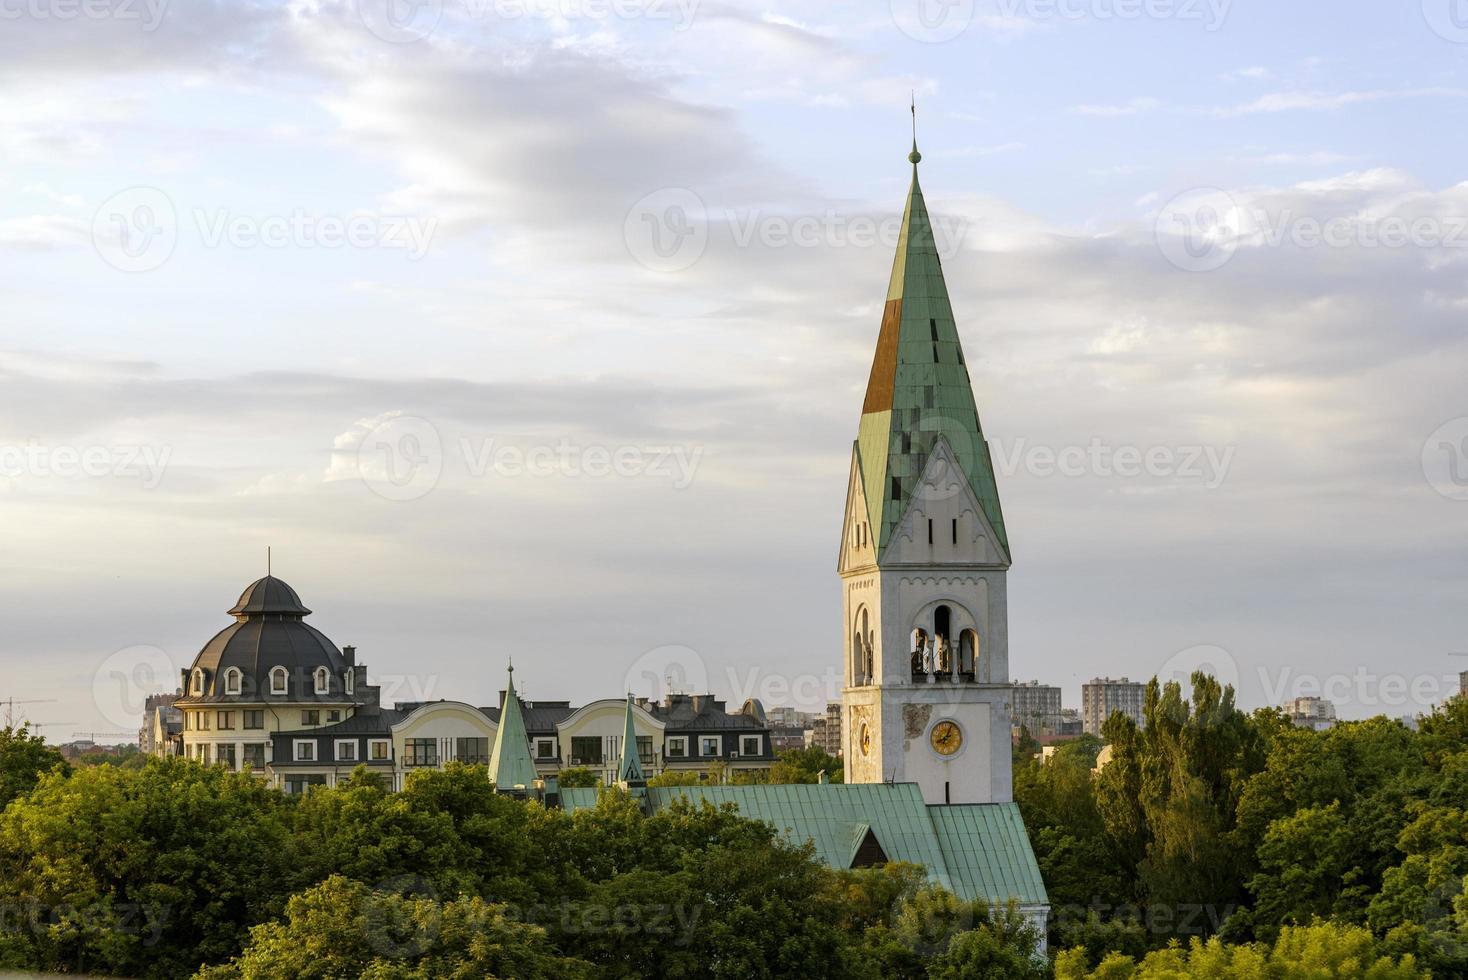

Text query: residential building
(1284, 696), (1337, 731)
(805, 702), (842, 756)
(1011, 681), (1063, 736)
(139, 691), (181, 754)
(1082, 677), (1146, 735)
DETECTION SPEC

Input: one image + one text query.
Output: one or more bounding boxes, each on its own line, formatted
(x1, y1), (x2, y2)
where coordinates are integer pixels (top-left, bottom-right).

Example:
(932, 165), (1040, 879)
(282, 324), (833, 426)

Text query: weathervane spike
(267, 546), (271, 577)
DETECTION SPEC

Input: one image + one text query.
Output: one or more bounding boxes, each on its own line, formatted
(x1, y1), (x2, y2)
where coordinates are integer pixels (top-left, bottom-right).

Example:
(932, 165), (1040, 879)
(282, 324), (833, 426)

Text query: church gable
(883, 437), (1010, 567)
(838, 444), (878, 574)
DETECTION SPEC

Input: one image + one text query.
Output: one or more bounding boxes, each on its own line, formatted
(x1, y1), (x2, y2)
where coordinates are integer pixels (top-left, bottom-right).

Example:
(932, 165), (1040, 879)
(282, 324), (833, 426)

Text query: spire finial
(267, 546), (271, 577)
(909, 93), (921, 165)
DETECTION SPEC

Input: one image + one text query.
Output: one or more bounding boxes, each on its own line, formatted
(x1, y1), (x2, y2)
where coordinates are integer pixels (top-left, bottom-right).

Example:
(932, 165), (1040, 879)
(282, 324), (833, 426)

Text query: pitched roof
(557, 783), (1046, 907)
(487, 666), (538, 791)
(856, 147), (1008, 558)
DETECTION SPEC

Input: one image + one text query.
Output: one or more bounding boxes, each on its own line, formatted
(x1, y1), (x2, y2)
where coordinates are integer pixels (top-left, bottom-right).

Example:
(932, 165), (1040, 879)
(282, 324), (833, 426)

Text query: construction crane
(0, 697), (57, 727)
(72, 730), (136, 745)
(23, 720), (77, 737)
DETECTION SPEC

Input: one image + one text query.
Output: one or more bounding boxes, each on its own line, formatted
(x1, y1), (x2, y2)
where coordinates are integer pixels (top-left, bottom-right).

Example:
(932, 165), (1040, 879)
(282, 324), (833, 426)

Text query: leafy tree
(0, 724), (69, 809)
(1056, 921), (1428, 979)
(767, 745), (843, 784)
(647, 769), (703, 787)
(0, 756), (296, 978)
(557, 767), (599, 787)
(196, 875), (592, 979)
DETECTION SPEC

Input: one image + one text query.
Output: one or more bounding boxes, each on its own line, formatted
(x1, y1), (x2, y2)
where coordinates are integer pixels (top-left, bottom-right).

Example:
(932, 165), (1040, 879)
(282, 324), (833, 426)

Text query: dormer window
(190, 668), (205, 696)
(344, 670), (354, 696)
(313, 667), (329, 695)
(224, 667), (242, 696)
(270, 667), (288, 696)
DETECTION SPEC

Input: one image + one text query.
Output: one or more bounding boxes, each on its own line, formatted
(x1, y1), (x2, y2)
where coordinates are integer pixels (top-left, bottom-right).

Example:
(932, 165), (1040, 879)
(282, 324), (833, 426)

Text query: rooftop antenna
(267, 546), (272, 577)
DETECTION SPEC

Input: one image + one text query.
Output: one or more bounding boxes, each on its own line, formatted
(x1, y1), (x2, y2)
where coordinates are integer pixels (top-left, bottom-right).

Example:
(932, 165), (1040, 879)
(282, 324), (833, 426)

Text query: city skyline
(4, 1), (1468, 734)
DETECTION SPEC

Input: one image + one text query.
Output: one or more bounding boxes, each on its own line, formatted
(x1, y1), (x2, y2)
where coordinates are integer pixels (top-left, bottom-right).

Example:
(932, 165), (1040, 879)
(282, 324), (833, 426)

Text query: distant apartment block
(1284, 696), (1337, 732)
(1011, 681), (1063, 735)
(805, 702), (842, 756)
(1082, 677), (1145, 736)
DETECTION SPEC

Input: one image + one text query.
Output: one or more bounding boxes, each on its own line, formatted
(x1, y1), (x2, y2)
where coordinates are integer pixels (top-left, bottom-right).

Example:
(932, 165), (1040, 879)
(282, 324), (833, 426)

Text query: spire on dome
(854, 124), (1009, 558)
(488, 664), (537, 793)
(617, 694), (647, 787)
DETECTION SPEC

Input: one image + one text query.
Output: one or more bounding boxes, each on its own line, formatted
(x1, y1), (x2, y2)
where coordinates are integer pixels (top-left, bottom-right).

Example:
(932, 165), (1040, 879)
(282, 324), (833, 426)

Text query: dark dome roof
(229, 576), (311, 617)
(182, 576), (346, 702)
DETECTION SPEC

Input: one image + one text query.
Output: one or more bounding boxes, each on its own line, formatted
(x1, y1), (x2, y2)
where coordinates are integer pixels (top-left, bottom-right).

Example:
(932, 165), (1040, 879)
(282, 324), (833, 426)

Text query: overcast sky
(3, 0), (1467, 736)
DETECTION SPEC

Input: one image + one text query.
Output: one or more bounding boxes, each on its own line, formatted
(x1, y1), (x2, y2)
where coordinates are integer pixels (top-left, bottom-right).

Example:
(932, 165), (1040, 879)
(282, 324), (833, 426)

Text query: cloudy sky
(3, 0), (1467, 736)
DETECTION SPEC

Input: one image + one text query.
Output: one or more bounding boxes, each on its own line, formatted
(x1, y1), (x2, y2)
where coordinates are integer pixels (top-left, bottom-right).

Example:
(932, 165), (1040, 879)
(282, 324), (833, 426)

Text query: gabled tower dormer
(840, 136), (1014, 806)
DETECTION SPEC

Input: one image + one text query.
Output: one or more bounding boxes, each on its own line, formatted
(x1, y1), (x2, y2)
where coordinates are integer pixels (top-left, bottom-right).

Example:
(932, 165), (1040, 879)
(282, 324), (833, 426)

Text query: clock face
(859, 723), (872, 756)
(930, 720), (962, 756)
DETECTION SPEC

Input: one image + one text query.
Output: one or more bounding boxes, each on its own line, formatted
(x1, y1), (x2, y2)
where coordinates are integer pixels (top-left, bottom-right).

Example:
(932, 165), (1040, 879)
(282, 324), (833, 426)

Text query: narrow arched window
(270, 667), (289, 696)
(344, 670), (354, 695)
(190, 668), (204, 696)
(224, 667), (242, 696)
(314, 667), (329, 695)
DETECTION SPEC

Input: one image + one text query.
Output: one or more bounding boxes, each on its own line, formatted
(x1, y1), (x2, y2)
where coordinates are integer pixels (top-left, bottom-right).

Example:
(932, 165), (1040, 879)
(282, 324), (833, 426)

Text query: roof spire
(488, 663), (538, 793)
(617, 693), (647, 787)
(854, 121), (1009, 559)
(267, 546), (271, 577)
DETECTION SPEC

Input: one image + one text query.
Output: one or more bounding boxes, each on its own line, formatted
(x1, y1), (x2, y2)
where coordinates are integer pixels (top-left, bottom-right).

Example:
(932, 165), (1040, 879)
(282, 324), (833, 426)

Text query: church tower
(840, 137), (1013, 806)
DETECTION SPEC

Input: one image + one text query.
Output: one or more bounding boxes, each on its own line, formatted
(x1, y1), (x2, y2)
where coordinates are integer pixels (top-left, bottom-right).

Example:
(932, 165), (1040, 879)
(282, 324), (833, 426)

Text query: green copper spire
(488, 662), (538, 792)
(617, 694), (646, 785)
(855, 140), (1009, 557)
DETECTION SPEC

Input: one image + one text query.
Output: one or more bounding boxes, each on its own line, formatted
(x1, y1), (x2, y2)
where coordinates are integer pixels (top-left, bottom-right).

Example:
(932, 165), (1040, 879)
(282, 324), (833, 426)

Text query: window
(344, 670), (354, 695)
(284, 775), (327, 795)
(224, 667), (242, 695)
(198, 711), (211, 731)
(569, 736), (602, 766)
(313, 667), (329, 695)
(217, 711), (234, 730)
(190, 669), (204, 695)
(200, 743), (212, 765)
(403, 738), (437, 767)
(243, 710), (263, 730)
(243, 743), (266, 769)
(740, 735), (762, 757)
(699, 736), (721, 757)
(218, 743), (237, 770)
(928, 518), (933, 544)
(665, 737), (687, 759)
(535, 739), (556, 760)
(336, 740), (358, 762)
(270, 667), (288, 695)
(326, 710), (341, 723)
(456, 737), (489, 765)
(294, 740), (316, 762)
(301, 710), (320, 726)
(637, 735), (654, 766)
(368, 739), (390, 762)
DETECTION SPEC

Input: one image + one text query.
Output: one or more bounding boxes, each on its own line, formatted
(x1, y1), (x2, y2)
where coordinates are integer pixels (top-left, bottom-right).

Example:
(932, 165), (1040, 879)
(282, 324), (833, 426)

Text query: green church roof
(487, 664), (538, 792)
(558, 783), (1046, 908)
(857, 147), (1009, 558)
